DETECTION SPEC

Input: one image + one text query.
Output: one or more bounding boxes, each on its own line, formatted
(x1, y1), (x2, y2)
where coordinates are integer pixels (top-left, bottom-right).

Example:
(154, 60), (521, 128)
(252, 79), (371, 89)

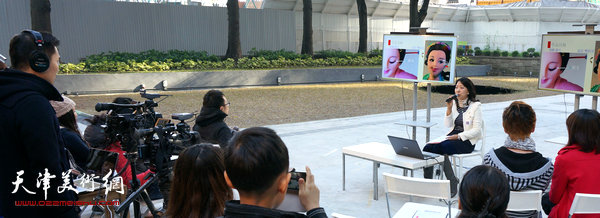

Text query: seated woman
(50, 95), (90, 171)
(483, 101), (553, 218)
(547, 109), (600, 218)
(423, 77), (483, 196)
(458, 165), (510, 218)
(167, 144), (233, 218)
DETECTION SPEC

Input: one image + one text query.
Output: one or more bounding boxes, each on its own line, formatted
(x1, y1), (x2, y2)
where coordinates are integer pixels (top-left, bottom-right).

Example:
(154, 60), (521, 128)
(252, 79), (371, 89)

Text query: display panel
(539, 34), (600, 96)
(382, 34), (457, 84)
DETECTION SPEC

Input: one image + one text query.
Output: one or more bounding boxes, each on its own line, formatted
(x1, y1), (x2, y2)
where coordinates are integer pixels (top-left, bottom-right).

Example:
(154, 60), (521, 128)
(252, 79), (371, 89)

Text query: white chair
(569, 193), (600, 217)
(506, 190), (542, 214)
(383, 172), (456, 218)
(331, 213), (357, 218)
(450, 121), (486, 179)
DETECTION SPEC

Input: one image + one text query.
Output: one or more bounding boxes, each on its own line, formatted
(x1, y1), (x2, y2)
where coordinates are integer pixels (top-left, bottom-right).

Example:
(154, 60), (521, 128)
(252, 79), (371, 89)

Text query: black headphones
(22, 29), (50, 72)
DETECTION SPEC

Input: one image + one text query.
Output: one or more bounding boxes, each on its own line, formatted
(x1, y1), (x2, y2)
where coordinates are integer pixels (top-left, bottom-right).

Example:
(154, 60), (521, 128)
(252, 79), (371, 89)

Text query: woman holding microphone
(423, 77), (483, 196)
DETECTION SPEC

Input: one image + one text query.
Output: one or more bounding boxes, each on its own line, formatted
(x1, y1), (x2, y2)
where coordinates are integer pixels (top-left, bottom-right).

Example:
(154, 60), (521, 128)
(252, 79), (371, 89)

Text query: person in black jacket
(0, 30), (79, 217)
(50, 95), (90, 171)
(223, 127), (327, 218)
(193, 90), (238, 147)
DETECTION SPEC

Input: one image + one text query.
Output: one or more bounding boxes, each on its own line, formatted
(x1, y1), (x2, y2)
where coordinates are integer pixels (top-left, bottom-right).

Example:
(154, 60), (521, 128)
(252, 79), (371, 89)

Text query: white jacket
(444, 101), (482, 145)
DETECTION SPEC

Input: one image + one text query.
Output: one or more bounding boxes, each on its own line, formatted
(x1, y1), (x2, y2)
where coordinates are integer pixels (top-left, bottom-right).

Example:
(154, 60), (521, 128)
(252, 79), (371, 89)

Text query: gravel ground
(69, 76), (556, 128)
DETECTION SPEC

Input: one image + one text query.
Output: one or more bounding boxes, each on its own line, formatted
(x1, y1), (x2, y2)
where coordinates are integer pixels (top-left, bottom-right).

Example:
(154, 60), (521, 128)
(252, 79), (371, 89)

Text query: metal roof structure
(263, 0), (600, 23)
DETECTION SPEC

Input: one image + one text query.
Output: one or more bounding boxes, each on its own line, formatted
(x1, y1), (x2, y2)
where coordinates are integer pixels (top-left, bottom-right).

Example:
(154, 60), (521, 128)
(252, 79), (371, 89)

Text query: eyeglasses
(224, 102), (230, 106)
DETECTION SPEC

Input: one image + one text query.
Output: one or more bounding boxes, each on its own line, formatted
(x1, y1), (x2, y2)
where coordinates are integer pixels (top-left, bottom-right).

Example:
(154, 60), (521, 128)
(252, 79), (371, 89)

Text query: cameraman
(223, 127), (327, 218)
(0, 31), (78, 217)
(194, 90), (238, 147)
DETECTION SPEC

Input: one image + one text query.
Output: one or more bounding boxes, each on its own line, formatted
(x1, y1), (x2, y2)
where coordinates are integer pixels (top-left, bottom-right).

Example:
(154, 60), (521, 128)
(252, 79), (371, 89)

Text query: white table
(393, 202), (460, 218)
(342, 142), (445, 200)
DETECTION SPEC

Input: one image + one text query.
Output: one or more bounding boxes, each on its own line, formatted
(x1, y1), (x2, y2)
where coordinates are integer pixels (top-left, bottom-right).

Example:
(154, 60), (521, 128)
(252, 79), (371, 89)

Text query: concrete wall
(54, 68), (382, 94)
(0, 0), (295, 63)
(54, 65), (490, 94)
(469, 56), (540, 76)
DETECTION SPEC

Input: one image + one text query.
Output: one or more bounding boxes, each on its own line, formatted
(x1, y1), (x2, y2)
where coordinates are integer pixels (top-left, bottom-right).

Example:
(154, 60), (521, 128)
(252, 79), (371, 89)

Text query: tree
(301, 0), (313, 55)
(225, 0), (242, 59)
(30, 0), (52, 33)
(409, 0), (430, 32)
(356, 0), (367, 54)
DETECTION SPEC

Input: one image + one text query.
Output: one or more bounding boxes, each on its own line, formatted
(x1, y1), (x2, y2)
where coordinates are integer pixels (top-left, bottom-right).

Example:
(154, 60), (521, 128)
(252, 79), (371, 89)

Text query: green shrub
(474, 49), (483, 56)
(369, 49), (382, 57)
(521, 51), (530, 57)
(532, 52), (540, 57)
(457, 48), (465, 56)
(492, 49), (501, 56)
(501, 51), (509, 57)
(466, 49), (474, 56)
(527, 48), (536, 53)
(482, 49), (491, 56)
(511, 51), (520, 57)
(59, 49), (383, 73)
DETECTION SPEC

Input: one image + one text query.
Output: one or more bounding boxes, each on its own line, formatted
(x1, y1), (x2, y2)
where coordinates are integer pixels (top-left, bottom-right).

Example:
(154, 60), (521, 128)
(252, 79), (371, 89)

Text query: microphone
(445, 94), (458, 103)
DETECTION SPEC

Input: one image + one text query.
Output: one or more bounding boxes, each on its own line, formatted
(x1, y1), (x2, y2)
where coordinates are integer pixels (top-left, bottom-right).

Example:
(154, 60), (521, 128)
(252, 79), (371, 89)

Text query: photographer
(0, 30), (78, 217)
(223, 127), (327, 218)
(194, 90), (238, 147)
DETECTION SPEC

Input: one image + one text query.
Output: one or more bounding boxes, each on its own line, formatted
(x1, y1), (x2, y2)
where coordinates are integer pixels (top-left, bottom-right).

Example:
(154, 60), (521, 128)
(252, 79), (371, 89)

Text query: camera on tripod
(94, 91), (199, 217)
(136, 112), (200, 167)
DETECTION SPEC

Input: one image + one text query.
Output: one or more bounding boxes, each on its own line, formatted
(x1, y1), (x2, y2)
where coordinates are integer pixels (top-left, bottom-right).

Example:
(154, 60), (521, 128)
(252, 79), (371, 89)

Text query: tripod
(114, 153), (162, 218)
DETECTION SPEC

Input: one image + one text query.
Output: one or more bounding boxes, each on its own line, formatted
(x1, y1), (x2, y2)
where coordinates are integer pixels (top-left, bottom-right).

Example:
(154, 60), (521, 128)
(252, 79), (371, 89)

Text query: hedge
(60, 49), (383, 74)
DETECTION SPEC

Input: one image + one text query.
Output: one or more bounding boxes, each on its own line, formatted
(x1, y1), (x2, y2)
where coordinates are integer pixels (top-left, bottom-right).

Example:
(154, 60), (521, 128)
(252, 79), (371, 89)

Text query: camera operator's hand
(298, 166), (320, 211)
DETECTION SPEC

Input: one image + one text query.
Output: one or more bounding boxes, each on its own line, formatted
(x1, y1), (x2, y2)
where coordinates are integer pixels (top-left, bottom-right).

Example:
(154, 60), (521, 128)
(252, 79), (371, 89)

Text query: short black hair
(112, 97), (136, 114)
(566, 109), (600, 154)
(203, 90), (225, 108)
(224, 127), (289, 194)
(458, 165), (510, 218)
(9, 31), (60, 70)
(456, 77), (478, 103)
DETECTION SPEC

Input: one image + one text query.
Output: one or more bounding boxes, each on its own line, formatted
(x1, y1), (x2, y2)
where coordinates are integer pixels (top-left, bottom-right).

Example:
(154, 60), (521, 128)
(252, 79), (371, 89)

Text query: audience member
(194, 90), (238, 147)
(223, 127), (327, 217)
(458, 165), (510, 218)
(167, 144), (233, 218)
(483, 101), (553, 218)
(0, 30), (78, 217)
(547, 109), (600, 218)
(50, 95), (91, 171)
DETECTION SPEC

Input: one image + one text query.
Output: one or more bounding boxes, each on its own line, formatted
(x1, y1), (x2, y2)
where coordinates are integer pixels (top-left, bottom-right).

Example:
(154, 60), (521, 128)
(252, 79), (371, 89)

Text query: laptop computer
(388, 135), (439, 160)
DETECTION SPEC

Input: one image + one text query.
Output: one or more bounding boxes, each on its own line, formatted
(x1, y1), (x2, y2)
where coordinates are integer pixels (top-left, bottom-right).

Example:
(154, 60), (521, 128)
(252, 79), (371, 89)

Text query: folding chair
(451, 120), (486, 179)
(506, 190), (542, 216)
(383, 172), (455, 218)
(569, 193), (600, 217)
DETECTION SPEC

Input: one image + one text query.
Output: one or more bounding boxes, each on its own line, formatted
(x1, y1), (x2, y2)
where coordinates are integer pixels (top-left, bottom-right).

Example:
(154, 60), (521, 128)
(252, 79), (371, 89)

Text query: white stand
(395, 82), (436, 142)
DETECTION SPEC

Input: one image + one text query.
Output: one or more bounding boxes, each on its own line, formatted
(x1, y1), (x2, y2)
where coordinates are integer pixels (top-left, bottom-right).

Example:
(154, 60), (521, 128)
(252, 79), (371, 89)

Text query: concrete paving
(79, 93), (597, 217)
(264, 93), (595, 217)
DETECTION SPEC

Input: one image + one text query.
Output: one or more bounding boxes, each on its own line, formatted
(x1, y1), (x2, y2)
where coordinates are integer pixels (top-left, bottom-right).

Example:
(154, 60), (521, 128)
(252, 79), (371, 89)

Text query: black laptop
(388, 135), (439, 160)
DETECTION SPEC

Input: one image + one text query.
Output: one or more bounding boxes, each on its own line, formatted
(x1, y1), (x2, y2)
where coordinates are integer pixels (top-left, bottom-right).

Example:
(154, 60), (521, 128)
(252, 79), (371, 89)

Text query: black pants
(423, 131), (474, 178)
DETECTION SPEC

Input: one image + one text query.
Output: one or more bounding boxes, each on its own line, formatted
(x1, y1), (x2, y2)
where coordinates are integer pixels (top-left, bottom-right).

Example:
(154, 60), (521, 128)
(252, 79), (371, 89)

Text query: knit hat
(50, 95), (76, 117)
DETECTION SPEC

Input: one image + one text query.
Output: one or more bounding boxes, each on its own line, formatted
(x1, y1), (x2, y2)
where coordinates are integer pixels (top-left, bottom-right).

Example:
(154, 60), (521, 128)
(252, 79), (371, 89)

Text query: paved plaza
(79, 93), (594, 217)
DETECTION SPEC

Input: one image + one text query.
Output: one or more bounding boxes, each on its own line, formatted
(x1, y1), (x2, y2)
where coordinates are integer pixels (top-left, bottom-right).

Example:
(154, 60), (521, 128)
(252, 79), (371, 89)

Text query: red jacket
(549, 145), (600, 218)
(106, 141), (152, 188)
